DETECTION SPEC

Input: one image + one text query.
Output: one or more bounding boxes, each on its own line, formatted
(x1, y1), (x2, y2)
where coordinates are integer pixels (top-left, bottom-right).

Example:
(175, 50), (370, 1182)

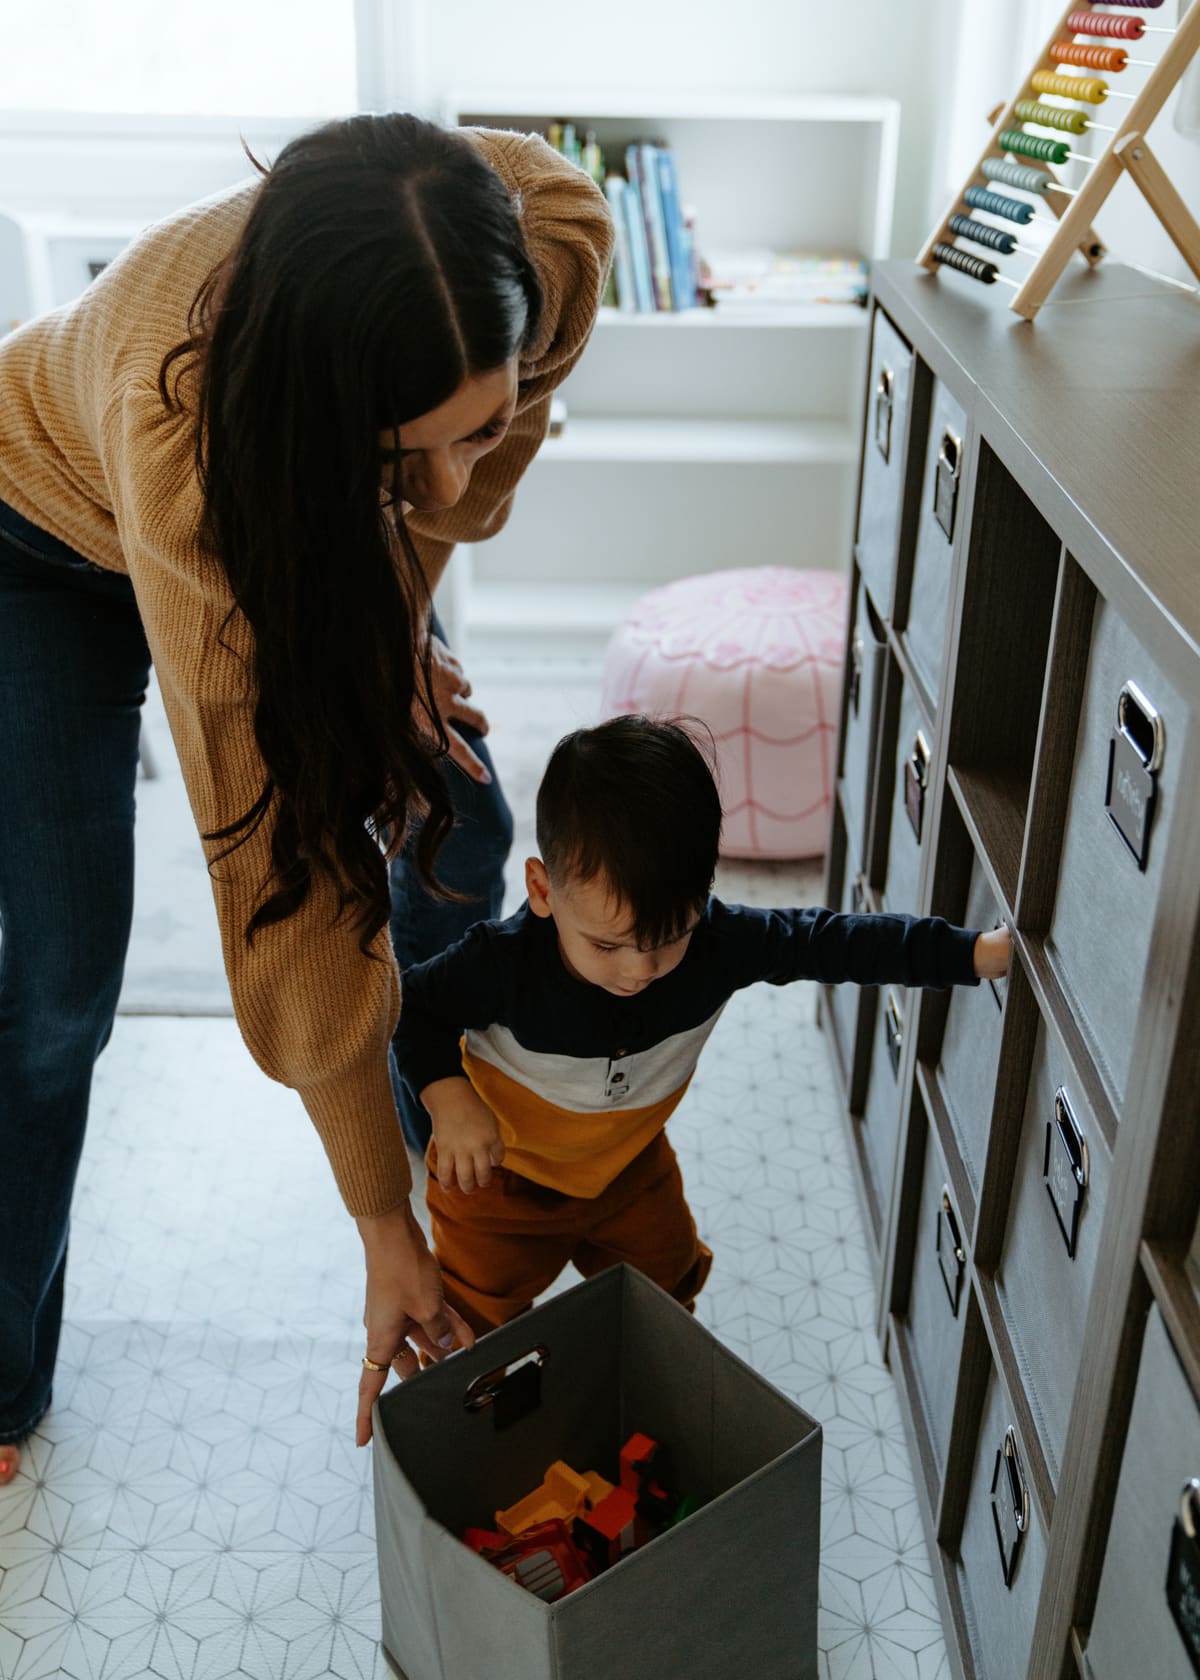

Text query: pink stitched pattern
(600, 566), (848, 860)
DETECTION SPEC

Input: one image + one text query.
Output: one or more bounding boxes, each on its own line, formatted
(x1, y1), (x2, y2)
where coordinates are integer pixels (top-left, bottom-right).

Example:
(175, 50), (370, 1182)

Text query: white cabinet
(444, 91), (899, 663)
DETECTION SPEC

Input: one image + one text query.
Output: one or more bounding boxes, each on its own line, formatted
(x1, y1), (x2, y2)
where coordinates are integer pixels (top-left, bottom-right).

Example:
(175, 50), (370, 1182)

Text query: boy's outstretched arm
(713, 900), (1009, 993)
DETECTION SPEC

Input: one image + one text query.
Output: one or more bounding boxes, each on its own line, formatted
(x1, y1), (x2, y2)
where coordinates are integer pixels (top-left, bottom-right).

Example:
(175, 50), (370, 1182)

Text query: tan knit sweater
(0, 129), (613, 1216)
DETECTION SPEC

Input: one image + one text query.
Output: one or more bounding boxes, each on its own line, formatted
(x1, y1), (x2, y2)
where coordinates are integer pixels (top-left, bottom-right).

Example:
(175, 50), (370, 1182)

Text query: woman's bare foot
(0, 1444), (21, 1485)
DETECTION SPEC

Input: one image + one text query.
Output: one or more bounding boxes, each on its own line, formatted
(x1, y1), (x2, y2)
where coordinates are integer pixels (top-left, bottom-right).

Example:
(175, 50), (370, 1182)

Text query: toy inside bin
(372, 1265), (822, 1680)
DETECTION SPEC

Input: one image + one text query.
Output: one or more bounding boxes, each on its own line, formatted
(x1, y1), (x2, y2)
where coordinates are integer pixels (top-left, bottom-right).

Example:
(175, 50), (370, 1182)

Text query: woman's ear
(525, 856), (553, 918)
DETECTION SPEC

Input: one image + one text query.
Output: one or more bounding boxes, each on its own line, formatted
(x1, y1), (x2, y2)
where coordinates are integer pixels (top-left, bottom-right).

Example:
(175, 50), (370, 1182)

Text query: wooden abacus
(918, 0), (1200, 320)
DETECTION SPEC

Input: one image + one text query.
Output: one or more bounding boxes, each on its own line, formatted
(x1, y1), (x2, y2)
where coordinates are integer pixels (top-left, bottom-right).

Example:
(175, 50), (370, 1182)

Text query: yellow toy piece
(495, 1462), (614, 1537)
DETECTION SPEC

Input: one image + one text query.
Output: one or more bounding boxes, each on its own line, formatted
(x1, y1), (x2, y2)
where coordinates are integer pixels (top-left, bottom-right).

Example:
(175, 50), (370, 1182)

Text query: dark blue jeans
(0, 500), (152, 1443)
(388, 614), (513, 1152)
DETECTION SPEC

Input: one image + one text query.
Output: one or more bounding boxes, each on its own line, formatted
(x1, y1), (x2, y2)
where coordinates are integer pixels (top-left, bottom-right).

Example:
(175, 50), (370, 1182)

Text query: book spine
(637, 142), (674, 311)
(620, 160), (656, 313)
(656, 147), (694, 312)
(604, 176), (637, 313)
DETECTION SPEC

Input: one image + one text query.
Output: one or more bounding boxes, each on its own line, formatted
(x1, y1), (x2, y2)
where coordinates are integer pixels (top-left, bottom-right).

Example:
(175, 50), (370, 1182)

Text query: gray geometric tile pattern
(6, 665), (949, 1678)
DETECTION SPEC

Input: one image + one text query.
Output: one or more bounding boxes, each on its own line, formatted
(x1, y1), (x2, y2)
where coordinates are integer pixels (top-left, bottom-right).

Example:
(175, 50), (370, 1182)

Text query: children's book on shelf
(630, 142), (674, 310)
(603, 177), (638, 315)
(539, 118), (698, 313)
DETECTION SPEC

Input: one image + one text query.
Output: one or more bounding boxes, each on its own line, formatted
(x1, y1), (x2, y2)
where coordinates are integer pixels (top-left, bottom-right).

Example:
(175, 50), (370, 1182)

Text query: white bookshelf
(442, 91), (900, 664)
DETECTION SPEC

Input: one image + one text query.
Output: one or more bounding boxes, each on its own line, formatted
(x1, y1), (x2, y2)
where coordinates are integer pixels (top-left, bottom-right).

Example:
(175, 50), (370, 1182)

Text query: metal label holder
(936, 1185), (966, 1318)
(1044, 1087), (1089, 1261)
(1105, 678), (1165, 873)
(990, 1425), (1030, 1589)
(934, 428), (962, 542)
(1167, 1479), (1200, 1675)
(884, 991), (904, 1078)
(904, 730), (930, 844)
(850, 634), (864, 717)
(874, 364), (894, 462)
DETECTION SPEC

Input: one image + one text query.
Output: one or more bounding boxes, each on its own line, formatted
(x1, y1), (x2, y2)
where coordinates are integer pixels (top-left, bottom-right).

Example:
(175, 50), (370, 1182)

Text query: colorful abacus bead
(1013, 99), (1089, 134)
(1051, 42), (1128, 73)
(1065, 11), (1144, 41)
(982, 156), (1057, 195)
(1008, 98), (1082, 134)
(1030, 70), (1109, 104)
(964, 185), (1034, 225)
(948, 214), (1018, 256)
(931, 242), (1000, 285)
(999, 128), (1071, 166)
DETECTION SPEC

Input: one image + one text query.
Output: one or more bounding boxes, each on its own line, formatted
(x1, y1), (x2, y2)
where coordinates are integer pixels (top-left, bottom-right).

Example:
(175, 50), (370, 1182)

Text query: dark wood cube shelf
(821, 259), (1200, 1680)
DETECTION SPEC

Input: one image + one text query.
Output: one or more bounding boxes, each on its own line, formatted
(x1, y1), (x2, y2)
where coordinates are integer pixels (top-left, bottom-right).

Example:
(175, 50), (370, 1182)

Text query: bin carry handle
(1117, 678), (1166, 773)
(463, 1345), (547, 1429)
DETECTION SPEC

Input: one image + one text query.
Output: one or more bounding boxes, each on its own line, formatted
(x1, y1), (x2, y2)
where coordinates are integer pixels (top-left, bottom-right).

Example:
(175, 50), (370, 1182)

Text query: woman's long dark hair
(160, 114), (543, 950)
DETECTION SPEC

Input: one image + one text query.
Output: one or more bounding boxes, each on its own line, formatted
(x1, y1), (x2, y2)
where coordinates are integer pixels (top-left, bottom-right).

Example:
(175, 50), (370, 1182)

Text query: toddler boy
(393, 716), (1009, 1332)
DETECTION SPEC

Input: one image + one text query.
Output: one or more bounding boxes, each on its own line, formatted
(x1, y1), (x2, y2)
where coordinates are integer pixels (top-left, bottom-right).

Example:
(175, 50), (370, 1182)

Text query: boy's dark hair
(536, 715), (722, 948)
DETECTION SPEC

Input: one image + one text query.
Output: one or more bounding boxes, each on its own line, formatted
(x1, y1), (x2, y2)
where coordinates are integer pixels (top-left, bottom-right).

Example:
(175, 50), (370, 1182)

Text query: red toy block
(574, 1485), (638, 1574)
(618, 1433), (658, 1495)
(585, 1485), (637, 1543)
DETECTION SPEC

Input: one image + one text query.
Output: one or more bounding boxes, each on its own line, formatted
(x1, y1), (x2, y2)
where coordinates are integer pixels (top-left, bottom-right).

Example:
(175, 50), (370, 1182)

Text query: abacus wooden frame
(918, 0), (1200, 321)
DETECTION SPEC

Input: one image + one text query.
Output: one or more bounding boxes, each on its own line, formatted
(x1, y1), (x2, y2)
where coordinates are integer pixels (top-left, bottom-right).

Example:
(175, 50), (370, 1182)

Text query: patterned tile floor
(3, 663), (950, 1680)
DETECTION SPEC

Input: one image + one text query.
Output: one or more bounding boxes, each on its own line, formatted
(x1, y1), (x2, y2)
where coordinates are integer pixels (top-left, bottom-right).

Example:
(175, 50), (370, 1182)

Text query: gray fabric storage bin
(958, 1370), (1047, 1680)
(904, 379), (967, 707)
(840, 578), (888, 870)
(1047, 595), (1184, 1104)
(857, 306), (916, 620)
(1087, 1308), (1200, 1680)
(937, 854), (1006, 1194)
(881, 679), (930, 917)
(903, 1116), (968, 1477)
(373, 1265), (822, 1680)
(859, 986), (906, 1236)
(995, 1015), (1109, 1484)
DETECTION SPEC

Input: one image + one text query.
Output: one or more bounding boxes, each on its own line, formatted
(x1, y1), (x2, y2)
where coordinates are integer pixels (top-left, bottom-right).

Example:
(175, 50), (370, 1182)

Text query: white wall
(417, 0), (956, 259)
(0, 0), (958, 259)
(1099, 0), (1200, 288)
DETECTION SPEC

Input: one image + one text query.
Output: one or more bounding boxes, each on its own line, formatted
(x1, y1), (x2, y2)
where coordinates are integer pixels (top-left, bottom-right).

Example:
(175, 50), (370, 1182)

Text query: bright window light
(0, 0), (357, 117)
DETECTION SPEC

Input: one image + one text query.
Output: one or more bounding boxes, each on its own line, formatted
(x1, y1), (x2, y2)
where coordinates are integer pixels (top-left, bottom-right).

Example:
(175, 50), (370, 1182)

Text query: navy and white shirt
(395, 898), (980, 1198)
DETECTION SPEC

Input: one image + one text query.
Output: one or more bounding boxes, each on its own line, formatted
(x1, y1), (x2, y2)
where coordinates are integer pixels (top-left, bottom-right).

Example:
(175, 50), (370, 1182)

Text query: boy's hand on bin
(973, 926), (1012, 980)
(424, 1077), (506, 1193)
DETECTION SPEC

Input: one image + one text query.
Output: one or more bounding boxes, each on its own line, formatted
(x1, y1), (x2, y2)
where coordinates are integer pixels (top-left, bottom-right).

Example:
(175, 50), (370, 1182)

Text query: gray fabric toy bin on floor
(372, 1264), (822, 1680)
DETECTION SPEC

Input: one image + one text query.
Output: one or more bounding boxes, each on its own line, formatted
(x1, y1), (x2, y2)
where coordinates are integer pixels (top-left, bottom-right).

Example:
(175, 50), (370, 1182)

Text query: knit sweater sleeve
(105, 380), (412, 1219)
(403, 130), (614, 589)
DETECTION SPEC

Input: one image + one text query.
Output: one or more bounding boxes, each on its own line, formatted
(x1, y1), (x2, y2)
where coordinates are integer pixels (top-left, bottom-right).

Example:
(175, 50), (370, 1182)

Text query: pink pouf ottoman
(600, 566), (848, 859)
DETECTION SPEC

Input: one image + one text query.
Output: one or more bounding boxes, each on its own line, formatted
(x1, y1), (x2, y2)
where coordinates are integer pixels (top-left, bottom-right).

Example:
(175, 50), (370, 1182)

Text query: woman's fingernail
(439, 1334), (455, 1349)
(479, 769), (493, 784)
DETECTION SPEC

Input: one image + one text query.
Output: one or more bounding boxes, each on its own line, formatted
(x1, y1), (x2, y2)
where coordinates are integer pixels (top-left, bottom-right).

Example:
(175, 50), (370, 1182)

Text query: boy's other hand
(973, 926), (1012, 980)
(425, 1079), (506, 1193)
